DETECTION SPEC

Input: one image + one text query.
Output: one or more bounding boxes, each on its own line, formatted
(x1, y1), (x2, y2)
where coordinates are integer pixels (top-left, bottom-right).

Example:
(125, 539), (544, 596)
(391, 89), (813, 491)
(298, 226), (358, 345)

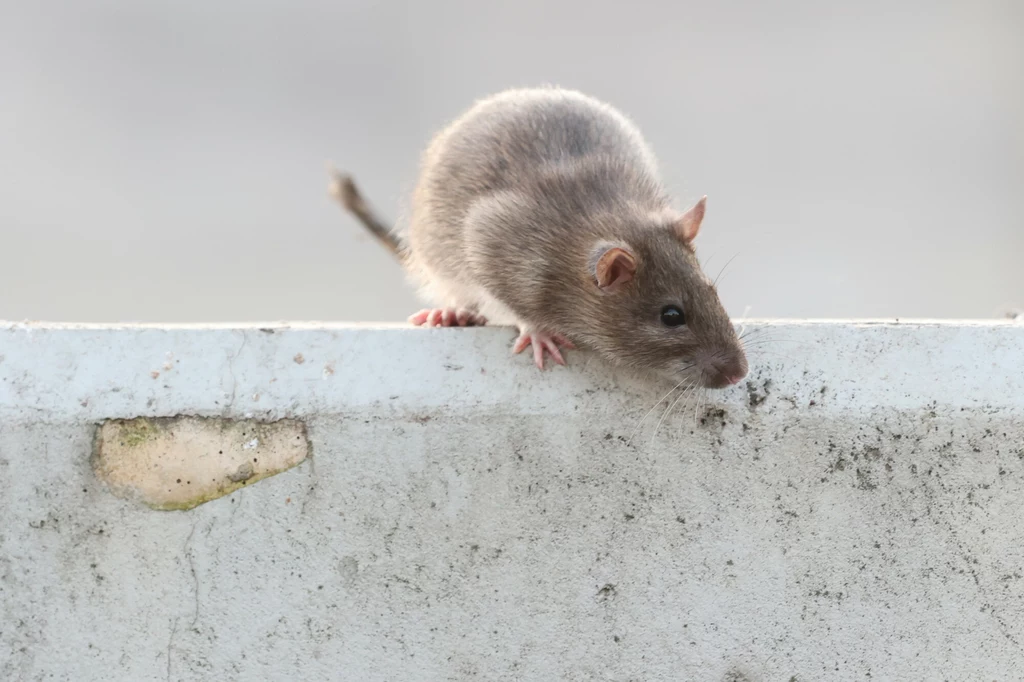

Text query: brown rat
(331, 86), (747, 389)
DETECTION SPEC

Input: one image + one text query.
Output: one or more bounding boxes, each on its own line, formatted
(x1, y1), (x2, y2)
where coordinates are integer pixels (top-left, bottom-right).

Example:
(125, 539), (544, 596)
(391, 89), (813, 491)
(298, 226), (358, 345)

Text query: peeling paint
(92, 416), (309, 510)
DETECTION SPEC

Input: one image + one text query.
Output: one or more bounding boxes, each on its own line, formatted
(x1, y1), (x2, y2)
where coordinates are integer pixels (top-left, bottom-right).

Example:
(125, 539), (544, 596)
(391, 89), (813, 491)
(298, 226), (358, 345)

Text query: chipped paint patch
(92, 416), (309, 511)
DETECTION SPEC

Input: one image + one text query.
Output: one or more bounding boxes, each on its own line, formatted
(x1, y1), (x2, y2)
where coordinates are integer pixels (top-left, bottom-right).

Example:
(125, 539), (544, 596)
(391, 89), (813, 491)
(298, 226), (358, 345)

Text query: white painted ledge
(2, 321), (1023, 680)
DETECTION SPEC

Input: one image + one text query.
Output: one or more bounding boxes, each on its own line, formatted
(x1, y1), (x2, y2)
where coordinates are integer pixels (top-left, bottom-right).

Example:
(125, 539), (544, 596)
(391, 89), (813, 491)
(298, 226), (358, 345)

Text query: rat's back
(413, 88), (659, 226)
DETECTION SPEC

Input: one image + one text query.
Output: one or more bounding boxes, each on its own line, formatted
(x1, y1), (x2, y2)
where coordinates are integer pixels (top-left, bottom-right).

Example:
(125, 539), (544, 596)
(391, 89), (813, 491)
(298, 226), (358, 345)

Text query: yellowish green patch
(92, 416), (310, 511)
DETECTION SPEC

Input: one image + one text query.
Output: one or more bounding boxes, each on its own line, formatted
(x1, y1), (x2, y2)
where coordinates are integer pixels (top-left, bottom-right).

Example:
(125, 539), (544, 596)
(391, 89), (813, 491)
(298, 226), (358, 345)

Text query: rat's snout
(698, 350), (748, 389)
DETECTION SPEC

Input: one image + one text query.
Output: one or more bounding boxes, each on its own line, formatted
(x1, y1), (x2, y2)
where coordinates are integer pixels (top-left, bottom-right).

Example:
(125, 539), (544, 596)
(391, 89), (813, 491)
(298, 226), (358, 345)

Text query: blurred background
(1, 0), (1021, 322)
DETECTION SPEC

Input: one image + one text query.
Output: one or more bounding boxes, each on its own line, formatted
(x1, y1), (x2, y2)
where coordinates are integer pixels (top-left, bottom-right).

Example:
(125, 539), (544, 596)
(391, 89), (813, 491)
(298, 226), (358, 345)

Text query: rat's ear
(674, 196), (707, 242)
(591, 243), (637, 292)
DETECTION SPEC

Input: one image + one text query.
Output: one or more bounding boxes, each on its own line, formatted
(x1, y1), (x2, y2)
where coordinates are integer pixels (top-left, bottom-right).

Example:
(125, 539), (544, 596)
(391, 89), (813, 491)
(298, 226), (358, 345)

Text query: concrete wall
(2, 321), (1024, 680)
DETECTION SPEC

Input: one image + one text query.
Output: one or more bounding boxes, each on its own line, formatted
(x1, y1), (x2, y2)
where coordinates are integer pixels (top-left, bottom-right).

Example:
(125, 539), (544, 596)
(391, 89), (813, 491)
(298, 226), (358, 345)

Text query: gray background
(2, 0), (1021, 323)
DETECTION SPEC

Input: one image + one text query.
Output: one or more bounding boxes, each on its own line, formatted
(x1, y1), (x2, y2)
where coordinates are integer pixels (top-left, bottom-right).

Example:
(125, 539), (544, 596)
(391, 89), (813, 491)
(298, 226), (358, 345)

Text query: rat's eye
(660, 305), (685, 327)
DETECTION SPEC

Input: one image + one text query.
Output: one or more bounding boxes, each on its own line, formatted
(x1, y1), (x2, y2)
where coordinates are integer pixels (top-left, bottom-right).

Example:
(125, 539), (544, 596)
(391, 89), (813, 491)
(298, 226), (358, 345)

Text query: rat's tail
(328, 166), (405, 258)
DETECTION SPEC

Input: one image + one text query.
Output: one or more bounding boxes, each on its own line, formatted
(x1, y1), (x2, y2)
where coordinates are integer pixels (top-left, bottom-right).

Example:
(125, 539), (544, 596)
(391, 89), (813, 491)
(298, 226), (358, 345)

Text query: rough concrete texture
(1, 321), (1023, 681)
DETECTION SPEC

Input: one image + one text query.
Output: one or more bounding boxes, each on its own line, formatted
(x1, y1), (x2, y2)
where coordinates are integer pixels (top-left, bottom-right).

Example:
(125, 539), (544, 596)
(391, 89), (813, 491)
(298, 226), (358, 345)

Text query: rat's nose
(701, 353), (748, 389)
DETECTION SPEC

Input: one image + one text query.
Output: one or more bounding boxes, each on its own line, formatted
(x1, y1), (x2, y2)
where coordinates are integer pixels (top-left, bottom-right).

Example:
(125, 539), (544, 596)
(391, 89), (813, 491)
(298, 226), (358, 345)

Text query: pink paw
(512, 330), (576, 369)
(408, 308), (487, 327)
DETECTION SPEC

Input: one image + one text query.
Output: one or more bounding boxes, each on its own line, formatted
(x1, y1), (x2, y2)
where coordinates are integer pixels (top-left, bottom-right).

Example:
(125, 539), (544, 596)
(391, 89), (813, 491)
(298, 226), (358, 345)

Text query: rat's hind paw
(408, 308), (487, 327)
(512, 330), (576, 369)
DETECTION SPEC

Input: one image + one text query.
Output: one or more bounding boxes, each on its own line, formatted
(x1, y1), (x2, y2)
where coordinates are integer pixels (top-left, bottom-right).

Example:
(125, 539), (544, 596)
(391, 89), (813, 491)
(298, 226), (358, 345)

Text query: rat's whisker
(650, 379), (697, 447)
(741, 340), (810, 353)
(626, 369), (695, 446)
(739, 335), (779, 348)
(737, 328), (778, 342)
(734, 305), (754, 337)
(628, 379), (685, 447)
(738, 329), (796, 340)
(648, 388), (682, 449)
(739, 338), (798, 348)
(694, 383), (709, 427)
(702, 249), (721, 272)
(743, 348), (808, 359)
(738, 334), (808, 349)
(746, 350), (804, 364)
(746, 351), (804, 364)
(677, 381), (703, 435)
(713, 252), (741, 288)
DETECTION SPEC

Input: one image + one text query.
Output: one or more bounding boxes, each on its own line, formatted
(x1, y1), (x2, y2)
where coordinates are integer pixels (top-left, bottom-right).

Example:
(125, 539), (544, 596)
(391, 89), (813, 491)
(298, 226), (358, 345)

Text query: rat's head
(581, 197), (747, 389)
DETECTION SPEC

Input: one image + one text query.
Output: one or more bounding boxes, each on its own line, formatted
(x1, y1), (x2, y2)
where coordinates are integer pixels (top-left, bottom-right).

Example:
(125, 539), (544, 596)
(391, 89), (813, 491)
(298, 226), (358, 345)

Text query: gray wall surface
(3, 322), (1024, 680)
(2, 1), (1022, 322)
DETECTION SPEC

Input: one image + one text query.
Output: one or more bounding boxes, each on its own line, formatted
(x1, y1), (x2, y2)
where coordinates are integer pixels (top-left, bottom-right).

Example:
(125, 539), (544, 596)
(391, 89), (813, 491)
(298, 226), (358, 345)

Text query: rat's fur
(343, 87), (747, 387)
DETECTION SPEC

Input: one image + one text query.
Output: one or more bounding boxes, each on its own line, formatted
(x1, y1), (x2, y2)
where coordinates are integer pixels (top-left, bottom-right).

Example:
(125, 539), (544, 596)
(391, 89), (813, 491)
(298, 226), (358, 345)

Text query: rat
(330, 86), (748, 389)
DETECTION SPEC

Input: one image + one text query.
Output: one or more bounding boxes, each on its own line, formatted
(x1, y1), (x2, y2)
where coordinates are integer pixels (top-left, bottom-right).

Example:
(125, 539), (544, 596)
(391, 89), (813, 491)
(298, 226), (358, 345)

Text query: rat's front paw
(512, 330), (576, 369)
(409, 308), (487, 327)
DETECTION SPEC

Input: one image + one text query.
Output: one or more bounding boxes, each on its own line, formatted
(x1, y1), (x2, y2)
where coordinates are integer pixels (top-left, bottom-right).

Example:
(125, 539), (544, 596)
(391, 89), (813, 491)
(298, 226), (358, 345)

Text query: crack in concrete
(224, 331), (247, 414)
(166, 617), (178, 682)
(299, 456), (318, 516)
(165, 517), (212, 681)
(184, 520), (201, 630)
(165, 520), (202, 682)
